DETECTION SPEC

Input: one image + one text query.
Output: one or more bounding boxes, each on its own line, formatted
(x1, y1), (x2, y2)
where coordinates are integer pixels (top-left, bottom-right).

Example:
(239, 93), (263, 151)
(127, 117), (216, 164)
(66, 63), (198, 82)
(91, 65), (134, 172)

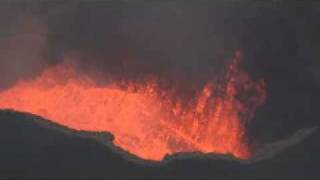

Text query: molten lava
(0, 54), (266, 161)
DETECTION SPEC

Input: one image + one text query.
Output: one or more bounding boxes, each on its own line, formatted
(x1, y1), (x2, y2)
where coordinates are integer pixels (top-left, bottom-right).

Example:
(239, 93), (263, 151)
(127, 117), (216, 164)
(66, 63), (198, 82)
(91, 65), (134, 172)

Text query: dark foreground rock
(0, 110), (319, 180)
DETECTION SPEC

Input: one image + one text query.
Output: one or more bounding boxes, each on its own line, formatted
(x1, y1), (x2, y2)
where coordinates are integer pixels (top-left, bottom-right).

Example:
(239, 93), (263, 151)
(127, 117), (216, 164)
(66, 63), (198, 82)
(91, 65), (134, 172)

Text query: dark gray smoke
(0, 1), (319, 145)
(45, 1), (247, 92)
(0, 3), (47, 89)
(1, 1), (251, 93)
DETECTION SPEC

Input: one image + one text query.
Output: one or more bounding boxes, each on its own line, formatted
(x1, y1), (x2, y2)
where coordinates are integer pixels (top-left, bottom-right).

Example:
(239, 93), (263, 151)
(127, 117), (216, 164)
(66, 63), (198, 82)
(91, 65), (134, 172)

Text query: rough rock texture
(0, 110), (319, 179)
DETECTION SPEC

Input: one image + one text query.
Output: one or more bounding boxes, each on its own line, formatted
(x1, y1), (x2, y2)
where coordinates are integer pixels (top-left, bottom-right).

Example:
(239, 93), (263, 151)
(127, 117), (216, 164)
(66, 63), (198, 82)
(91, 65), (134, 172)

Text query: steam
(0, 2), (247, 94)
(0, 12), (47, 89)
(44, 2), (244, 94)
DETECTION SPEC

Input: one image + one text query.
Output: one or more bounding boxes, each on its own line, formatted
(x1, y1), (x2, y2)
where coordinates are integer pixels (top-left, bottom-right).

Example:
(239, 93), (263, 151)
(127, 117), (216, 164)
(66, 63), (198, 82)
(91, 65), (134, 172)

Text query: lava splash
(0, 54), (266, 161)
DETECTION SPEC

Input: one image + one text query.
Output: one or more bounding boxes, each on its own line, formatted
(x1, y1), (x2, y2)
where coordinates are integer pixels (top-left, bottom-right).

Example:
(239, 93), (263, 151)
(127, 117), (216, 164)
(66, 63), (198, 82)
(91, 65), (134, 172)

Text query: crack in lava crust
(0, 54), (266, 161)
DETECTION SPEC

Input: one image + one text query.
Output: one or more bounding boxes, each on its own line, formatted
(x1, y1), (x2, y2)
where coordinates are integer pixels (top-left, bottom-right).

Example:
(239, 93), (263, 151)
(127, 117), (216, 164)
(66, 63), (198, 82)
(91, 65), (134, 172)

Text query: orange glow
(0, 54), (266, 161)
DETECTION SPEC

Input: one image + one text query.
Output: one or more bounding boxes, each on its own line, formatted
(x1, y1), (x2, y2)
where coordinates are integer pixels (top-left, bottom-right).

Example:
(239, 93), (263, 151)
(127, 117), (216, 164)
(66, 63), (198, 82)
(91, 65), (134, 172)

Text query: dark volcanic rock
(0, 110), (319, 179)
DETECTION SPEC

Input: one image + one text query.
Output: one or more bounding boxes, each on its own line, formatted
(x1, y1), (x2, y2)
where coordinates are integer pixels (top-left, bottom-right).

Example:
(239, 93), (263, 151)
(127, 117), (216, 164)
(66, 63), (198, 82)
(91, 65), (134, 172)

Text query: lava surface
(0, 54), (266, 161)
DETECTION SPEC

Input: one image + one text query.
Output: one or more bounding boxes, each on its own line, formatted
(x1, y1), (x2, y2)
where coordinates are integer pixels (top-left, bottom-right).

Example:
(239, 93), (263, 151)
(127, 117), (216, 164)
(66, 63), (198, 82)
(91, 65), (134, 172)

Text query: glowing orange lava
(0, 54), (266, 161)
